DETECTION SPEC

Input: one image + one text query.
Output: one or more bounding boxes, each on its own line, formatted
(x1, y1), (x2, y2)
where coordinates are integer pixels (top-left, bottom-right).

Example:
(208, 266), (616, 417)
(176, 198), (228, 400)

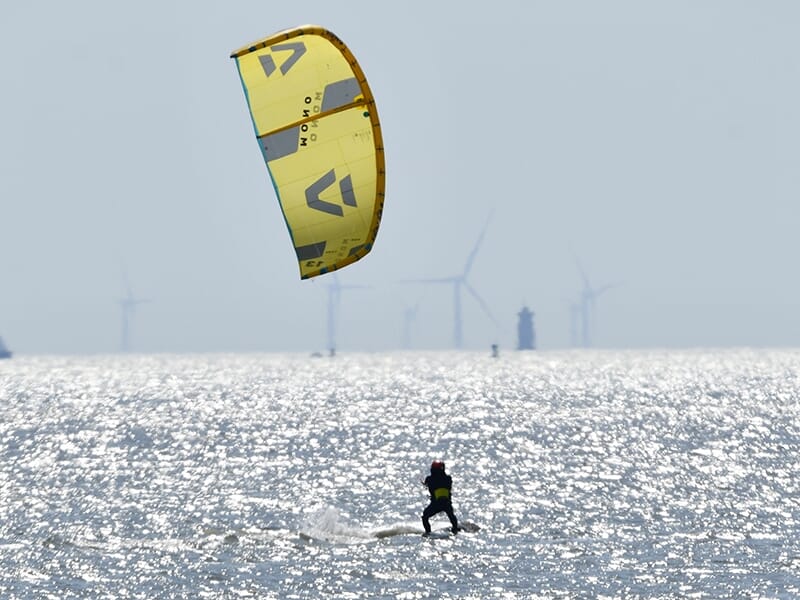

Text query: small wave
(372, 524), (423, 539)
(41, 534), (76, 550)
(299, 507), (375, 544)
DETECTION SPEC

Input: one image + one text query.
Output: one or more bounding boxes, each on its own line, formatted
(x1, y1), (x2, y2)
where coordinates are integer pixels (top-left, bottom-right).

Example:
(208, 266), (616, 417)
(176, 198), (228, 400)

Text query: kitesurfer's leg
(445, 504), (459, 533)
(421, 503), (437, 534)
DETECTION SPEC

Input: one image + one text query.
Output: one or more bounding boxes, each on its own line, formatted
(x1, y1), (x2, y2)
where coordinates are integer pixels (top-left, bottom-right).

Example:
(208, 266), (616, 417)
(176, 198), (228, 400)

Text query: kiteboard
(372, 521), (480, 540)
(427, 521), (480, 537)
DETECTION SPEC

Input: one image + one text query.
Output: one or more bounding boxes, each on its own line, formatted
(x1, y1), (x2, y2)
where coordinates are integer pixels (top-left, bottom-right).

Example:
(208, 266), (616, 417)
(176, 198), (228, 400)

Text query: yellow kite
(231, 26), (386, 280)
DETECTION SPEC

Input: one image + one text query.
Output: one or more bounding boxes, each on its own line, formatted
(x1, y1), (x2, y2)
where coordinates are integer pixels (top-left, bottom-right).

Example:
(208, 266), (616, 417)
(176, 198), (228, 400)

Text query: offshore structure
(0, 336), (12, 359)
(517, 306), (536, 350)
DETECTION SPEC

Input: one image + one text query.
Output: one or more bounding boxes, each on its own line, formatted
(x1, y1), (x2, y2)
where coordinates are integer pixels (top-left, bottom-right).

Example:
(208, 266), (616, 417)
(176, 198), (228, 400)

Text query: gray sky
(2, 1), (799, 354)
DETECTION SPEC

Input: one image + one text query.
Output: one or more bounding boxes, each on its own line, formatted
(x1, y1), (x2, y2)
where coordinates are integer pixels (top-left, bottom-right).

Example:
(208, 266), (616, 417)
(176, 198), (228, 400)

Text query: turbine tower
(404, 216), (498, 348)
(574, 257), (620, 348)
(119, 269), (151, 353)
(323, 273), (369, 355)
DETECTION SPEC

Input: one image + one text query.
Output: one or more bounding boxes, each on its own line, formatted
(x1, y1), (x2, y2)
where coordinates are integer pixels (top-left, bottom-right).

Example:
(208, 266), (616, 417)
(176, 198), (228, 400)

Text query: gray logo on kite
(305, 170), (357, 217)
(258, 42), (306, 77)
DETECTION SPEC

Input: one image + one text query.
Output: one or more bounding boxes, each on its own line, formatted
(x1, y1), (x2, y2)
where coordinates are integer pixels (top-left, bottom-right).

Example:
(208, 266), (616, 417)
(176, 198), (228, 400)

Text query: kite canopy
(231, 25), (385, 280)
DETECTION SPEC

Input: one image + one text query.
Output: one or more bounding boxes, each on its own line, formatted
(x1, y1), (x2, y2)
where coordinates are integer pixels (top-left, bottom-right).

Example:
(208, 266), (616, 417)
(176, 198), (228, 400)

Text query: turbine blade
(594, 281), (623, 298)
(463, 213), (493, 278)
(573, 254), (591, 292)
(463, 282), (499, 327)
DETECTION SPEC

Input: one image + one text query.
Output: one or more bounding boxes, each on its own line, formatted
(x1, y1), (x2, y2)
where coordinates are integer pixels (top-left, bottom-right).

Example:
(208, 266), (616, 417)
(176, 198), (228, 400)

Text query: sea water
(0, 349), (799, 599)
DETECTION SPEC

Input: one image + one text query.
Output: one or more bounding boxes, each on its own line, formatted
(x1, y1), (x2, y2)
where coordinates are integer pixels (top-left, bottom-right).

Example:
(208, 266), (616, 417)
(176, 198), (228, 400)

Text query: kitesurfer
(422, 460), (460, 535)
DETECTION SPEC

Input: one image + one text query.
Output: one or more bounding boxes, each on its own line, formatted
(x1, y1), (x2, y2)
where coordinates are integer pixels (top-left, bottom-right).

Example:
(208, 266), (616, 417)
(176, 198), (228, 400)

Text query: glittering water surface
(1, 350), (799, 598)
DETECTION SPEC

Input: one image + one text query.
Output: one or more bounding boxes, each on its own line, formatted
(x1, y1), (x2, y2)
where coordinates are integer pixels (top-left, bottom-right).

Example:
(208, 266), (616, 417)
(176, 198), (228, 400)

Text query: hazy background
(1, 1), (798, 354)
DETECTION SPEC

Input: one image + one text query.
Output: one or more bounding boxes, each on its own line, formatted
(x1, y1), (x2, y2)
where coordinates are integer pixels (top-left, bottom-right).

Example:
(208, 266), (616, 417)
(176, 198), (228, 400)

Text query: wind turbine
(118, 269), (151, 353)
(323, 273), (369, 355)
(574, 257), (620, 348)
(404, 216), (498, 348)
(401, 302), (419, 349)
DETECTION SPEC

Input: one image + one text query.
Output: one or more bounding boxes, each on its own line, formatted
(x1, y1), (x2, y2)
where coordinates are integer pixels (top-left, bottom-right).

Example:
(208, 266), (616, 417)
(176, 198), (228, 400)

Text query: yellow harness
(433, 487), (450, 500)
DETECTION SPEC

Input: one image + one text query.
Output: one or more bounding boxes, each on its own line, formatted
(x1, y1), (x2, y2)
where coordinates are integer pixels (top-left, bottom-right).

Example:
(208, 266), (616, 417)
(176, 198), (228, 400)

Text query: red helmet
(431, 460), (445, 471)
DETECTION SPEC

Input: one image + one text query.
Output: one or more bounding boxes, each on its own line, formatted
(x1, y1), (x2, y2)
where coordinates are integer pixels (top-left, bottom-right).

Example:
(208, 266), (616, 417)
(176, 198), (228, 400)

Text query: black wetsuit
(422, 470), (459, 534)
